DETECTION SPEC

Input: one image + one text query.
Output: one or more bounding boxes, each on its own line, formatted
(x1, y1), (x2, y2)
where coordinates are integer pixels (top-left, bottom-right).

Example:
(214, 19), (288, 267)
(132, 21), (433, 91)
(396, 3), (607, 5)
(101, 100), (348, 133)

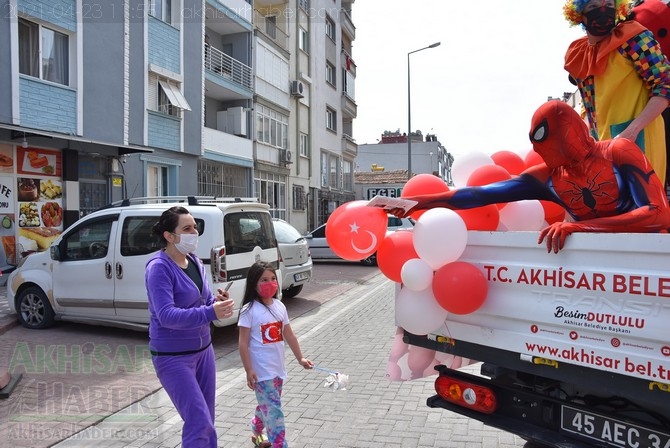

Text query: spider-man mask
(529, 100), (593, 168)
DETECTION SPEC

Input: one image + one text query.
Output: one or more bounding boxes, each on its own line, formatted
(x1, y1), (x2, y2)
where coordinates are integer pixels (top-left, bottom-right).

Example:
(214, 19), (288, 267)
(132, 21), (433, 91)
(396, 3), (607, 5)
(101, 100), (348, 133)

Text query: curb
(0, 313), (18, 336)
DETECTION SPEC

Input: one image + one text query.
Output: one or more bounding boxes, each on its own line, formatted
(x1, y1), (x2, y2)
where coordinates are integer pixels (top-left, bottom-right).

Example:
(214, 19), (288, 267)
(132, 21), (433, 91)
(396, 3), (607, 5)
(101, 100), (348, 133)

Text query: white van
(6, 196), (280, 330)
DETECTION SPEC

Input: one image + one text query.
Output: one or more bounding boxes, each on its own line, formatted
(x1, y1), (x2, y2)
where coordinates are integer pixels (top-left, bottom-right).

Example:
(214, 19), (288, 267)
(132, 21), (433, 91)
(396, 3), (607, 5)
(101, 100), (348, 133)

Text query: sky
(352, 1), (586, 159)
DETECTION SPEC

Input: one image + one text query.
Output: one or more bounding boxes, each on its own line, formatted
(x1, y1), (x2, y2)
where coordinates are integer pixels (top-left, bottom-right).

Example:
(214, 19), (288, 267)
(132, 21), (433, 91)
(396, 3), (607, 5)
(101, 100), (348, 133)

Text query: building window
(18, 18), (69, 86)
(299, 133), (309, 157)
(150, 0), (172, 24)
(298, 0), (309, 11)
(150, 75), (191, 117)
(329, 154), (339, 188)
(299, 28), (309, 53)
(343, 160), (353, 191)
(265, 15), (277, 39)
(321, 152), (340, 189)
(256, 104), (288, 149)
(147, 164), (169, 197)
(325, 16), (335, 41)
(255, 171), (286, 220)
(197, 160), (249, 197)
(292, 185), (306, 211)
(343, 68), (355, 99)
(326, 107), (336, 132)
(326, 62), (335, 86)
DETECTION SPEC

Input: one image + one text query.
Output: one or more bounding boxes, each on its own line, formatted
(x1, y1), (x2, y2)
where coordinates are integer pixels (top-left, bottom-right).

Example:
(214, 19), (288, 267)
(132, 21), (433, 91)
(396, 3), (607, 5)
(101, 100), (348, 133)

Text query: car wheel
(282, 284), (303, 299)
(360, 253), (378, 266)
(15, 286), (55, 329)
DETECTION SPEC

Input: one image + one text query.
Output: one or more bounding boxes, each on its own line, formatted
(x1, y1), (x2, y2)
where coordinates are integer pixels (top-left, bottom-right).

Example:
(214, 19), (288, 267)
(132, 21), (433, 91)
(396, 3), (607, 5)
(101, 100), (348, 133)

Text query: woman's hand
(213, 298), (235, 320)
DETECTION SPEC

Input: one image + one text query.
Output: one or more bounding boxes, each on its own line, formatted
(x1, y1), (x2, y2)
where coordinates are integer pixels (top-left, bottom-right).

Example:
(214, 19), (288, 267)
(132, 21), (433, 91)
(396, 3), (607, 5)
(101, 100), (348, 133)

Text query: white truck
(403, 231), (670, 448)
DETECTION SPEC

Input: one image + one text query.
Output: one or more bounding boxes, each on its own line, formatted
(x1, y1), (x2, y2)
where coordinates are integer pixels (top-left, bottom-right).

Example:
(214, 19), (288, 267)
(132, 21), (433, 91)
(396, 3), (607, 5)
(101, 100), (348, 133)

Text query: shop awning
(1, 124), (154, 156)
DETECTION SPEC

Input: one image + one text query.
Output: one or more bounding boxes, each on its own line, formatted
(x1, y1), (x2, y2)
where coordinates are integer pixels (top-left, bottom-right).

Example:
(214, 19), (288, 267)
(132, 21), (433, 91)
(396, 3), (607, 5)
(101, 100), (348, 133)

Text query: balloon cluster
(325, 149), (564, 336)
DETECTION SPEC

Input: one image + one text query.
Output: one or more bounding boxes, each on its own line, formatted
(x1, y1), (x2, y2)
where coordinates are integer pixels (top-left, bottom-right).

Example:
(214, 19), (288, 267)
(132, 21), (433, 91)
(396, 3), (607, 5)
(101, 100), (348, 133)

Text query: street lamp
(407, 42), (440, 179)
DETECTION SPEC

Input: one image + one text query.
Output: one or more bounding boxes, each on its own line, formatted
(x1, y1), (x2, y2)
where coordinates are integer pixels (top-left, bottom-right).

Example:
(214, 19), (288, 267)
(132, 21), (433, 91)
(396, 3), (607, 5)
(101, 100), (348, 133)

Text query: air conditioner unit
(280, 149), (293, 164)
(290, 80), (304, 97)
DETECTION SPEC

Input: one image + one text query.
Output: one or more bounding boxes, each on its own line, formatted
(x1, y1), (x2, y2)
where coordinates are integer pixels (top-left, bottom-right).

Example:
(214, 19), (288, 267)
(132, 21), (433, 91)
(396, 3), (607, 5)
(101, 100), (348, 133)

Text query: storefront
(0, 144), (64, 275)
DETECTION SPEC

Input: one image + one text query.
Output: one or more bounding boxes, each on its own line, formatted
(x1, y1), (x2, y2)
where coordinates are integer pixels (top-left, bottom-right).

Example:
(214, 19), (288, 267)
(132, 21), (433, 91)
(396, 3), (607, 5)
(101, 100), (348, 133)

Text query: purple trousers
(152, 346), (217, 448)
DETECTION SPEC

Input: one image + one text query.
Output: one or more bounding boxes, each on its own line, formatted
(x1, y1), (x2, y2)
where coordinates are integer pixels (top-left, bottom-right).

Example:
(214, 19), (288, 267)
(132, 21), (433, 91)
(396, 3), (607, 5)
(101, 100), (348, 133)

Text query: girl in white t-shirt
(238, 261), (313, 448)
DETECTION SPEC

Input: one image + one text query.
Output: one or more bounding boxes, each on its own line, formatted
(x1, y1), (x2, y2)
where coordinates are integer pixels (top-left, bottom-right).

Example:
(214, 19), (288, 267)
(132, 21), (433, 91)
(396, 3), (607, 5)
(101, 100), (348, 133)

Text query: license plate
(294, 271), (310, 282)
(561, 405), (670, 448)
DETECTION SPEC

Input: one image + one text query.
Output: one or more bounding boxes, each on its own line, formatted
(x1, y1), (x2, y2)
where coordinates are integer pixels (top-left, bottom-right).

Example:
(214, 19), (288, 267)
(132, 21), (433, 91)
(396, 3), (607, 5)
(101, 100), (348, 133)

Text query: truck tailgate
(430, 231), (670, 384)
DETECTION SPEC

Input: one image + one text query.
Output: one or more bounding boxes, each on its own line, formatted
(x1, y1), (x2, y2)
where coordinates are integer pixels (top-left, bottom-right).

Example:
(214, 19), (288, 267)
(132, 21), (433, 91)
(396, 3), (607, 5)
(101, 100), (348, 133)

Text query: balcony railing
(340, 8), (355, 40)
(342, 134), (357, 157)
(254, 11), (289, 51)
(204, 44), (252, 90)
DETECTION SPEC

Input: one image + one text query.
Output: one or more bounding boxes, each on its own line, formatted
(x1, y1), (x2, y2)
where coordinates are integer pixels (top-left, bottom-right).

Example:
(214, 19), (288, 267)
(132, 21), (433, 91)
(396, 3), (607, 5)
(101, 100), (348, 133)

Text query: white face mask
(174, 233), (198, 255)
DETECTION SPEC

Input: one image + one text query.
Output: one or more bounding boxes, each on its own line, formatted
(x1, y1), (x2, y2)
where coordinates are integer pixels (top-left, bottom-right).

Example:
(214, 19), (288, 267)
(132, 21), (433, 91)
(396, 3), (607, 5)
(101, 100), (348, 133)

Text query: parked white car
(272, 218), (312, 299)
(7, 196), (281, 330)
(305, 215), (414, 266)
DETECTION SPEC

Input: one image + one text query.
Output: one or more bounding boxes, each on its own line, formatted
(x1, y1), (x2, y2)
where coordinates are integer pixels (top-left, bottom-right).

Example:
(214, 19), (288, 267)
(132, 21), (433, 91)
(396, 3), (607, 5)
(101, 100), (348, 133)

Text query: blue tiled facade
(17, 0), (76, 32)
(19, 77), (77, 134)
(148, 111), (180, 151)
(148, 16), (181, 74)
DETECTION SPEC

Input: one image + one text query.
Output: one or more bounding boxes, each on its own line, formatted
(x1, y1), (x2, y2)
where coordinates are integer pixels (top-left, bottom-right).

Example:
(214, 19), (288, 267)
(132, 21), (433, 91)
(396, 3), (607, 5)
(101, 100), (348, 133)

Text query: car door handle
(105, 262), (113, 279)
(115, 262), (123, 279)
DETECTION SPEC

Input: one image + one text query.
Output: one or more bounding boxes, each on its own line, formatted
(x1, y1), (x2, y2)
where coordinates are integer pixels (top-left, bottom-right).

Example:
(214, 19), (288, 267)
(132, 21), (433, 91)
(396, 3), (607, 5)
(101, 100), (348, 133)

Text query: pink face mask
(258, 281), (278, 299)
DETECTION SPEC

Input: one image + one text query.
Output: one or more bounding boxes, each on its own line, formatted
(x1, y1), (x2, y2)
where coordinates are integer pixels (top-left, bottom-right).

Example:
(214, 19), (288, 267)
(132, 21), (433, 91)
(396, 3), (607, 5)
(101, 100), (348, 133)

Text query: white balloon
(413, 208), (468, 270)
(451, 152), (494, 187)
(395, 286), (449, 336)
(401, 258), (434, 291)
(499, 200), (545, 231)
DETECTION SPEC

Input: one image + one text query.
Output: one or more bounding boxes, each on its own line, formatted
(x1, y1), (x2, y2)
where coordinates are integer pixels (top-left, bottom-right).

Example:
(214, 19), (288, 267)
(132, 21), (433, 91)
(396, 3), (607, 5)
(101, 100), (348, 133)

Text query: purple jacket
(145, 250), (218, 353)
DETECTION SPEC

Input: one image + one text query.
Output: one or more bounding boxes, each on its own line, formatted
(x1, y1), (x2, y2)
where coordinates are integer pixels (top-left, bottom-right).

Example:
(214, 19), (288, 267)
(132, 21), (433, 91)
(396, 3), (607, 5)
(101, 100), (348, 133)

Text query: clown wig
(563, 0), (631, 27)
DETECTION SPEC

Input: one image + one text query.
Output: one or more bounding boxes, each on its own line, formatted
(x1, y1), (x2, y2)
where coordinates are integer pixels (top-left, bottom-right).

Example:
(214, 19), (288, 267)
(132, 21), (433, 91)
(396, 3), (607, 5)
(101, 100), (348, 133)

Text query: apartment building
(0, 0), (355, 275)
(357, 131), (454, 186)
(252, 0), (357, 233)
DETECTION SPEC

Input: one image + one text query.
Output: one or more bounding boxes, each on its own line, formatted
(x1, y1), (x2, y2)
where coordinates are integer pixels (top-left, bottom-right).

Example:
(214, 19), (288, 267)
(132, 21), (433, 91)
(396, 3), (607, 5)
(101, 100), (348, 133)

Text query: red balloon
(491, 150), (527, 176)
(455, 205), (500, 231)
(326, 201), (388, 260)
(541, 200), (566, 225)
(401, 173), (449, 197)
(401, 174), (449, 221)
(432, 262), (488, 314)
(467, 164), (512, 210)
(524, 149), (544, 168)
(377, 231), (418, 282)
(466, 164), (511, 187)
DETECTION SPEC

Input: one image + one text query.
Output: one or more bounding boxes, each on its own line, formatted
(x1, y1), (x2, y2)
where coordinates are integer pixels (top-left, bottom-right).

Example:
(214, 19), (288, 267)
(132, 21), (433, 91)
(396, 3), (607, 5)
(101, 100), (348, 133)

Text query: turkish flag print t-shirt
(238, 299), (290, 382)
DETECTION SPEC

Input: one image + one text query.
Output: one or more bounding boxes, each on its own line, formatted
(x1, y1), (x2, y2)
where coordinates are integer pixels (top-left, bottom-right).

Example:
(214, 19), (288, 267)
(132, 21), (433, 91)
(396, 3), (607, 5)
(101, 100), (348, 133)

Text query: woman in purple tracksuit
(145, 206), (235, 447)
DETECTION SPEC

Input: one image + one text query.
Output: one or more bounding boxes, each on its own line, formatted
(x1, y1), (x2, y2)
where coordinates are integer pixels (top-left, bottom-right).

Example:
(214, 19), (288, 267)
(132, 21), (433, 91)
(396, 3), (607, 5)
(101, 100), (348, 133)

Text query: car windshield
(224, 211), (276, 254)
(274, 220), (304, 244)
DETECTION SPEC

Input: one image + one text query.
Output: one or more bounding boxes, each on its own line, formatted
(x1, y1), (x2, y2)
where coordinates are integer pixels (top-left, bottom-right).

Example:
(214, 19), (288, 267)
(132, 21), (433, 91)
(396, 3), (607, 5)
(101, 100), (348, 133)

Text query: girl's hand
(299, 357), (314, 369)
(246, 370), (258, 390)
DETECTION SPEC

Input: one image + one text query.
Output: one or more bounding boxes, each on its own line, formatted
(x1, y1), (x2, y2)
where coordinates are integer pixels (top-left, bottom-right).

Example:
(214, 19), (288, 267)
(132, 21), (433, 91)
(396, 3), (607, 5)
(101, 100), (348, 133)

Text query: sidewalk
(49, 274), (524, 448)
(0, 285), (18, 335)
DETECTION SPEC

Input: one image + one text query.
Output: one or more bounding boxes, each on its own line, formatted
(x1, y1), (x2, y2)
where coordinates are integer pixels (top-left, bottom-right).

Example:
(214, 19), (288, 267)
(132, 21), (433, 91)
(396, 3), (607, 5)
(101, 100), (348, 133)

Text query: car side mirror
(50, 245), (61, 261)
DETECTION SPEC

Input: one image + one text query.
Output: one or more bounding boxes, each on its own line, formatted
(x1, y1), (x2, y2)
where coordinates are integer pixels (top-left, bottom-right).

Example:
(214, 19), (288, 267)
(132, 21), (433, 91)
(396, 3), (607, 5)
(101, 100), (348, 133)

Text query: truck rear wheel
(16, 286), (55, 329)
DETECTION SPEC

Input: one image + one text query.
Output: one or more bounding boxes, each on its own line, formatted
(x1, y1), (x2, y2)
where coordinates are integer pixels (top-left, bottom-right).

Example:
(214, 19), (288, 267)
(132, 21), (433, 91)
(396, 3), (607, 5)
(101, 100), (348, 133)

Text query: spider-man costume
(398, 100), (670, 253)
